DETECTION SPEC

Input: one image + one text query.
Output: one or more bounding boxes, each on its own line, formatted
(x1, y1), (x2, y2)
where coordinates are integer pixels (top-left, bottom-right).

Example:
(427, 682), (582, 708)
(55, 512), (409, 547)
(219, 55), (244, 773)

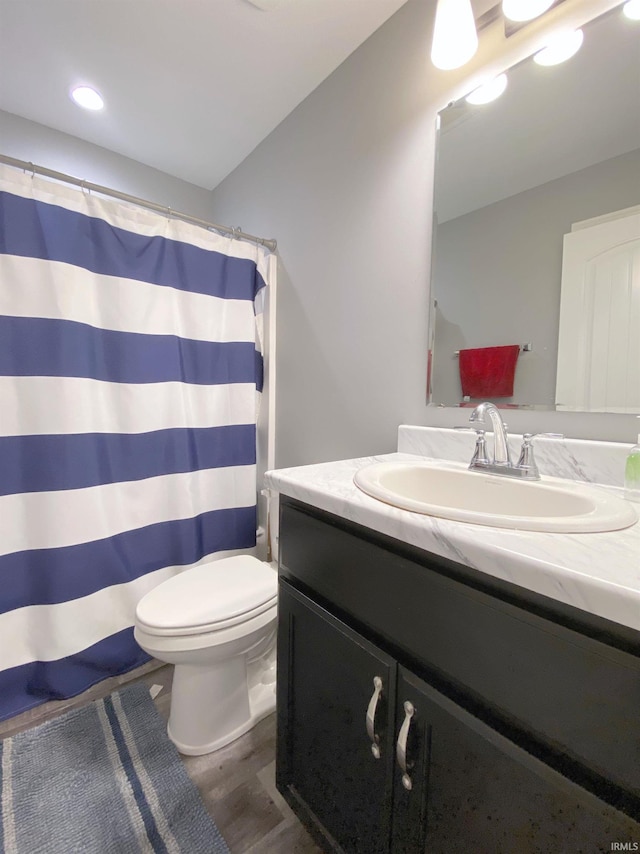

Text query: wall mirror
(429, 5), (640, 413)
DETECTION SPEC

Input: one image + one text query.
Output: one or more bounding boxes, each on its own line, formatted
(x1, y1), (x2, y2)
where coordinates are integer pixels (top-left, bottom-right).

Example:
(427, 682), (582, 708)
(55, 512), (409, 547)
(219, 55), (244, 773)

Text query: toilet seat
(135, 555), (277, 638)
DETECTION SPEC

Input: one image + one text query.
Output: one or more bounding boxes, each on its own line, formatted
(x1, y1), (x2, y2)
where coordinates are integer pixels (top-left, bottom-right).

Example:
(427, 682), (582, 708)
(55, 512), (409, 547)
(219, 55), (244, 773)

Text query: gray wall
(211, 1), (436, 467)
(0, 110), (215, 219)
(432, 148), (640, 406)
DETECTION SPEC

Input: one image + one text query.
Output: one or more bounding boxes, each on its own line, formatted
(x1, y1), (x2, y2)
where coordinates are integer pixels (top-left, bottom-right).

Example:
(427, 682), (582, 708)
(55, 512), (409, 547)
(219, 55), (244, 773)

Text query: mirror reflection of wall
(430, 4), (640, 412)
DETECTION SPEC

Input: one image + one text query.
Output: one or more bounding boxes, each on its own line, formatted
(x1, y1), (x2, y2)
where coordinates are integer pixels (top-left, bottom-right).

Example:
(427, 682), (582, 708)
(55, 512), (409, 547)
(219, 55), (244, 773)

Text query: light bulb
(502, 0), (554, 22)
(431, 0), (478, 71)
(533, 29), (584, 66)
(465, 74), (508, 105)
(623, 0), (640, 20)
(71, 86), (104, 111)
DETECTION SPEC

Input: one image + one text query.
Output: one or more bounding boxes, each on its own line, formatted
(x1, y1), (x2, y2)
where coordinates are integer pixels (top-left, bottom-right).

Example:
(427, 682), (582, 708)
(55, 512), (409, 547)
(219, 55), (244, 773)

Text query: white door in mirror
(556, 209), (640, 413)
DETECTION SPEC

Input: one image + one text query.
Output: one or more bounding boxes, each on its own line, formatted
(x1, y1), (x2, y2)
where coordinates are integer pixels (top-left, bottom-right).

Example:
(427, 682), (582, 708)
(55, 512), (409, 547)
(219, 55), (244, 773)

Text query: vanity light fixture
(465, 73), (508, 105)
(431, 0), (478, 70)
(501, 0), (554, 22)
(533, 28), (584, 66)
(623, 0), (640, 20)
(70, 85), (104, 111)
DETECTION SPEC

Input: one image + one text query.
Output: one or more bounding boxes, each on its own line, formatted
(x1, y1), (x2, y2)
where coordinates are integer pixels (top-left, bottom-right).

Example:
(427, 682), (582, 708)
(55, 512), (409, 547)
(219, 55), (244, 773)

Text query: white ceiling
(0, 0), (411, 190)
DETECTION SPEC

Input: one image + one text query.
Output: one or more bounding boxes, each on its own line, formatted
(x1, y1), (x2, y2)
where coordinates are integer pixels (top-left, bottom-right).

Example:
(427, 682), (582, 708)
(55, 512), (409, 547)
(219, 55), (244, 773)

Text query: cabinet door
(277, 581), (397, 853)
(392, 667), (640, 854)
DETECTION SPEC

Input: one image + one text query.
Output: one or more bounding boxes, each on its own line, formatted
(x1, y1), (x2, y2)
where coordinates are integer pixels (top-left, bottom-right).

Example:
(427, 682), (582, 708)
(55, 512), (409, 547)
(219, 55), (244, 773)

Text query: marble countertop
(264, 452), (640, 634)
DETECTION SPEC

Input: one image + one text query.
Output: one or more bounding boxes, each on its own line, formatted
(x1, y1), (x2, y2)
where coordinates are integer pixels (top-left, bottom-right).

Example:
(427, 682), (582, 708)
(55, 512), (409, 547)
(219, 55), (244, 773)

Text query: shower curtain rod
(0, 154), (277, 252)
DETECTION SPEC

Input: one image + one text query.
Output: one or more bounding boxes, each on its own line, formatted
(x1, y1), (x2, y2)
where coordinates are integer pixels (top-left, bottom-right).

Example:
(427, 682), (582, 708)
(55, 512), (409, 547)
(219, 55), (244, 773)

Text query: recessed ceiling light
(71, 86), (104, 111)
(502, 0), (554, 23)
(465, 74), (508, 105)
(623, 0), (640, 20)
(533, 29), (584, 66)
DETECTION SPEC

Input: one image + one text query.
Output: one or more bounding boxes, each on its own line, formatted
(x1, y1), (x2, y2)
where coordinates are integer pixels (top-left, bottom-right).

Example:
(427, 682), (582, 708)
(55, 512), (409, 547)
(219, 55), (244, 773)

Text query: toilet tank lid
(135, 556), (277, 631)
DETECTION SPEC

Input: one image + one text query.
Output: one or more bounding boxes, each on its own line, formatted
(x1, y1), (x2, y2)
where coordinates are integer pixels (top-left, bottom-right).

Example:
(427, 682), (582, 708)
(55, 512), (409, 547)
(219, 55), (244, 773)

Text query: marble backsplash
(397, 425), (633, 489)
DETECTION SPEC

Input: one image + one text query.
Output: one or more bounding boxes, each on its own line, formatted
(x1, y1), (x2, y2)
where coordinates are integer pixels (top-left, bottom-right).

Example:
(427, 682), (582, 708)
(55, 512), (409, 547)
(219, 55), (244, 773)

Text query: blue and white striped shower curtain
(0, 164), (271, 721)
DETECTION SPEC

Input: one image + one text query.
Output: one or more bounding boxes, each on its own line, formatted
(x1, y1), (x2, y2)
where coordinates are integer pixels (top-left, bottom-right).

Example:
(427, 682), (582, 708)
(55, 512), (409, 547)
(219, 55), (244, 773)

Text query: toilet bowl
(134, 555), (277, 756)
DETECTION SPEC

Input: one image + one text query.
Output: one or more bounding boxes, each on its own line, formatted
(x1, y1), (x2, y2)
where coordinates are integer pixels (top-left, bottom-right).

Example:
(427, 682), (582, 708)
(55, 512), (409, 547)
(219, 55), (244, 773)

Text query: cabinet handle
(396, 700), (415, 790)
(366, 676), (383, 759)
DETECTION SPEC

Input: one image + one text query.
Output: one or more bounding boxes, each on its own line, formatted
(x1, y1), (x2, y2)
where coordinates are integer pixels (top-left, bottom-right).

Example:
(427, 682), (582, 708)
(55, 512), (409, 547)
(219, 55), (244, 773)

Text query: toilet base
(165, 646), (277, 756)
(167, 679), (276, 755)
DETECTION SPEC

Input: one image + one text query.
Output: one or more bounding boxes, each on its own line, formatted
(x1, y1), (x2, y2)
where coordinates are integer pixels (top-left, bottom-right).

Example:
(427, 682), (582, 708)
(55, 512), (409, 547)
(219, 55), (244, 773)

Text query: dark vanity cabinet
(276, 497), (640, 853)
(277, 582), (396, 852)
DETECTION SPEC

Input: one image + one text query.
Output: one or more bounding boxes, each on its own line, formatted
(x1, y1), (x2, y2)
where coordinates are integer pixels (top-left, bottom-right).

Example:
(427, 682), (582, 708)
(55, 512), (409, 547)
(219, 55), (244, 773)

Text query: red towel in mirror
(458, 345), (520, 398)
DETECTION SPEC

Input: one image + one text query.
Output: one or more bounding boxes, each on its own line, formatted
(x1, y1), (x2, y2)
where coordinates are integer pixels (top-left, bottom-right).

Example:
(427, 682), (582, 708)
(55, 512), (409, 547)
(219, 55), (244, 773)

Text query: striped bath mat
(0, 683), (229, 853)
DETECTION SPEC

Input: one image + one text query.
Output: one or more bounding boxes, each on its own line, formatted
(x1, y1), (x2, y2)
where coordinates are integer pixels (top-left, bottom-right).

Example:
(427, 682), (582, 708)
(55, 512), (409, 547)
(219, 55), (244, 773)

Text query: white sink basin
(353, 460), (637, 533)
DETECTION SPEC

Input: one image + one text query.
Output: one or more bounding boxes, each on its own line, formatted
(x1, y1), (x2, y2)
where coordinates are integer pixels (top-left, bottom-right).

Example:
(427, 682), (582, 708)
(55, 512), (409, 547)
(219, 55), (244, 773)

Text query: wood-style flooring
(0, 662), (323, 854)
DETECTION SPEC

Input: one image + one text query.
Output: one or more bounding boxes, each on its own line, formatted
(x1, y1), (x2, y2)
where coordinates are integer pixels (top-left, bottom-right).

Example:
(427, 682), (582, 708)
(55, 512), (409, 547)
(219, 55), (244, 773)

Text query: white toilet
(134, 555), (277, 756)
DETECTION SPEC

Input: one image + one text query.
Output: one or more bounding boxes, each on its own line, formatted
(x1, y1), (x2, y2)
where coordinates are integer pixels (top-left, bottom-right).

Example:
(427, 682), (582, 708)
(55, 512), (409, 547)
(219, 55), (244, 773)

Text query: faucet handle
(453, 426), (489, 465)
(517, 434), (539, 478)
(517, 433), (564, 479)
(471, 430), (490, 466)
(522, 432), (564, 441)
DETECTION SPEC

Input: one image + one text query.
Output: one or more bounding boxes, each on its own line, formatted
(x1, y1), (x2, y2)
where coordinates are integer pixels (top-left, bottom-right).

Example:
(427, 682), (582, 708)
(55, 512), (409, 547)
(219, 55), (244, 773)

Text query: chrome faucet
(464, 402), (563, 480)
(469, 402), (511, 467)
